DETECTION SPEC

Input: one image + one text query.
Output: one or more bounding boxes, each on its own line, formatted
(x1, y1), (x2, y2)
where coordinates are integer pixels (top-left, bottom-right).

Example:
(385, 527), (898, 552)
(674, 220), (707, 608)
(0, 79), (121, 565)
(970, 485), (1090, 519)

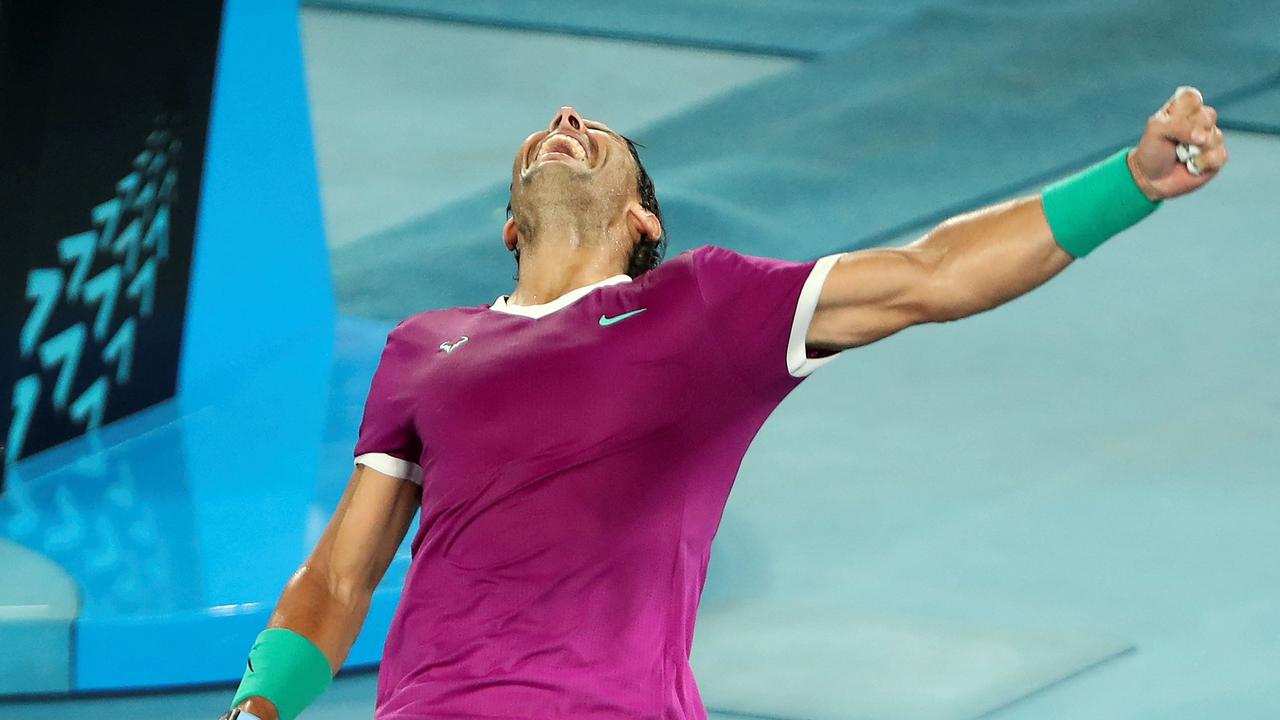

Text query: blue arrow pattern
(20, 269), (64, 359)
(38, 323), (87, 411)
(117, 172), (141, 207)
(103, 318), (136, 384)
(83, 265), (123, 341)
(6, 375), (41, 465)
(58, 231), (97, 301)
(143, 205), (170, 261)
(92, 198), (122, 251)
(126, 258), (157, 318)
(112, 218), (142, 276)
(69, 377), (110, 431)
(7, 125), (179, 463)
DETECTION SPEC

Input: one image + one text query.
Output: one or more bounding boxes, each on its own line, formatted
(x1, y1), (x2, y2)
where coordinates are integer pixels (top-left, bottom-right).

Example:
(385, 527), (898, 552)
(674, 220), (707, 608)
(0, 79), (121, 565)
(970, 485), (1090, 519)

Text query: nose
(548, 106), (584, 133)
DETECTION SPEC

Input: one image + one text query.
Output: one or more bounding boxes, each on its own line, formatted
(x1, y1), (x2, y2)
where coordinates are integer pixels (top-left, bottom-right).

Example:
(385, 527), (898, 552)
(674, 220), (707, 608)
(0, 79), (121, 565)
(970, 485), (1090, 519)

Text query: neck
(508, 224), (630, 306)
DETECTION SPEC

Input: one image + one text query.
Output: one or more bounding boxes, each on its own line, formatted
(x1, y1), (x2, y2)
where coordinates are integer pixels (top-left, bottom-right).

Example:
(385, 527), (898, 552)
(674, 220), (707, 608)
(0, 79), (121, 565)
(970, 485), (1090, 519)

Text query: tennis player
(220, 86), (1225, 720)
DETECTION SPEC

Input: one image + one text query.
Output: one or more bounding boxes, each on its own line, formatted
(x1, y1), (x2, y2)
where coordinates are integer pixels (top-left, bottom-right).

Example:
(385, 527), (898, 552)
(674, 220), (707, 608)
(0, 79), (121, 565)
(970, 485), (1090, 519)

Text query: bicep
(313, 465), (421, 600)
(805, 244), (942, 350)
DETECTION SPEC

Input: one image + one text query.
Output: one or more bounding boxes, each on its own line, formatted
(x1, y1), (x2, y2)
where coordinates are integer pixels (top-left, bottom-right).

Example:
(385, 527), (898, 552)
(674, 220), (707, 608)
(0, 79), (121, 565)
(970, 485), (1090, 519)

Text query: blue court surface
(3, 1), (1279, 718)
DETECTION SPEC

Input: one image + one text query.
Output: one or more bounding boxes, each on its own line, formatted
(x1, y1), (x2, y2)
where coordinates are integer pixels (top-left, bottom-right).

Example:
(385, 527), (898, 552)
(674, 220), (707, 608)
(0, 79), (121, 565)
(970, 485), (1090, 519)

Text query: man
(221, 87), (1226, 720)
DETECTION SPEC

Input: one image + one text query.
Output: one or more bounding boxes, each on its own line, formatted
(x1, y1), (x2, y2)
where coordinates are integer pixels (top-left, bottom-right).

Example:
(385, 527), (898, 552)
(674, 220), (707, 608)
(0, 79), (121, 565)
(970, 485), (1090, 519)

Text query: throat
(510, 231), (631, 306)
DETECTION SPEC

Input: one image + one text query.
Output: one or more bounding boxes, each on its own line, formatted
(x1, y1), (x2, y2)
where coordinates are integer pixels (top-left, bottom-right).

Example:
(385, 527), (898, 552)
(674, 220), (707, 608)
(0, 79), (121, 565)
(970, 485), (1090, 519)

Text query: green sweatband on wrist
(231, 628), (333, 720)
(1041, 148), (1161, 258)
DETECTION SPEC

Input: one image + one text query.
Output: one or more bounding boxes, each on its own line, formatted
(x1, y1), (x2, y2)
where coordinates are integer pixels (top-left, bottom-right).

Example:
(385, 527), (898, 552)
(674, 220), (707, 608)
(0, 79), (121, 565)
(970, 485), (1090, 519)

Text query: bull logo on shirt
(439, 336), (469, 353)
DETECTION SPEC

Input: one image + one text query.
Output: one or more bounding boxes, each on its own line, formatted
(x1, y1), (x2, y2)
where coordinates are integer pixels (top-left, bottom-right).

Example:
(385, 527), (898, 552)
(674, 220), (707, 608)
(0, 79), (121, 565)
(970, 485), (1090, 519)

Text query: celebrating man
(221, 86), (1225, 720)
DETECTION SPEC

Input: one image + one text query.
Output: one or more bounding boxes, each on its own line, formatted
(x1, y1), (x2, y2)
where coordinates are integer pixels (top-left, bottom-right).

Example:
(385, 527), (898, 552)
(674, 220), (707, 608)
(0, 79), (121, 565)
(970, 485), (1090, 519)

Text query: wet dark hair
(507, 135), (666, 280)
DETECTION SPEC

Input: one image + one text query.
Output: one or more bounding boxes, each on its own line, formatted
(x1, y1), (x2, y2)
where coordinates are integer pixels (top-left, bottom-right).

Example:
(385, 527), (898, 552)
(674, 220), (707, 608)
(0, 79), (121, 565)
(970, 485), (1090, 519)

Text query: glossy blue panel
(0, 316), (405, 692)
(179, 0), (334, 409)
(2, 0), (357, 691)
(0, 540), (78, 694)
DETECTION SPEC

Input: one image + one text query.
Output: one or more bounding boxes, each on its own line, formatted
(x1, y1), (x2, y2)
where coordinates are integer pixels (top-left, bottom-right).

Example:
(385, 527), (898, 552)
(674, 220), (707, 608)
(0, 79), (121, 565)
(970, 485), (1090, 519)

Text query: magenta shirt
(354, 245), (840, 719)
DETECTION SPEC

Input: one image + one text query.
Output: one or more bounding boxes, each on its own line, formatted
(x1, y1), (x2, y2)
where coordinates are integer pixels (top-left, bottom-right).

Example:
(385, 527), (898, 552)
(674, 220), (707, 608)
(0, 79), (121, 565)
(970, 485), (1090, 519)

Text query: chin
(523, 166), (594, 197)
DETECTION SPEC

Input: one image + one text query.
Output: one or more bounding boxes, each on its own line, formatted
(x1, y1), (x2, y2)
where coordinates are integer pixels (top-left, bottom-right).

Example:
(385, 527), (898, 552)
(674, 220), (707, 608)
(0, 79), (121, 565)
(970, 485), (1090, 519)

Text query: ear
(502, 217), (519, 251)
(625, 203), (662, 241)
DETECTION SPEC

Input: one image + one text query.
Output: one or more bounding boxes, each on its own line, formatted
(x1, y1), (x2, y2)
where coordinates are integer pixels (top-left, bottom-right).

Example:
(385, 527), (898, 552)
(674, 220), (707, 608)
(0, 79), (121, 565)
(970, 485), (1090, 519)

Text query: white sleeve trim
(354, 452), (424, 485)
(787, 253), (844, 378)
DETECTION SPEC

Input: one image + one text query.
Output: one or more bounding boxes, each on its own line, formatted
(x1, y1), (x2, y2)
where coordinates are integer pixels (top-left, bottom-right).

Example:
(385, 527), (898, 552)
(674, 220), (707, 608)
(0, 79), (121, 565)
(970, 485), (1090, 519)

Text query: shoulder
(626, 245), (721, 298)
(384, 307), (474, 351)
(682, 244), (758, 276)
(676, 244), (729, 264)
(642, 244), (727, 282)
(634, 245), (760, 303)
(679, 244), (773, 290)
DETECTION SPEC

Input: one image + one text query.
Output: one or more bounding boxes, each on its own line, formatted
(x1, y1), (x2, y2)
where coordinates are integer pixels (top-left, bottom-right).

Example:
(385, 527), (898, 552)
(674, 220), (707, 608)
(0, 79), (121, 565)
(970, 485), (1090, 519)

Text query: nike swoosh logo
(599, 308), (647, 326)
(439, 336), (469, 352)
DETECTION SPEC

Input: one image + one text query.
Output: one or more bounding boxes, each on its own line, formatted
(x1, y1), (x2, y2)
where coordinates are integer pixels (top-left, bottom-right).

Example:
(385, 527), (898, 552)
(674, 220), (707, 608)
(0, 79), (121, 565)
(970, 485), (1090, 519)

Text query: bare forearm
(235, 566), (371, 720)
(230, 468), (419, 720)
(914, 195), (1073, 322)
(270, 564), (371, 672)
(809, 87), (1222, 351)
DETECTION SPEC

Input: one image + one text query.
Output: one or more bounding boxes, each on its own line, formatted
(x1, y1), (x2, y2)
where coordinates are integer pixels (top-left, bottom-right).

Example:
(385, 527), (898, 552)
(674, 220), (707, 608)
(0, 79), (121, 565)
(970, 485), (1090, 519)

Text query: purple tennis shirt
(353, 245), (841, 719)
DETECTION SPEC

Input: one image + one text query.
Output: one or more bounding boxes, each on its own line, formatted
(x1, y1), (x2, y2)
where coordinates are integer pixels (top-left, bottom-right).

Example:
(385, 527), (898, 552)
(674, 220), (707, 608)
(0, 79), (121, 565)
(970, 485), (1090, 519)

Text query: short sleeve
(353, 324), (424, 484)
(691, 245), (843, 396)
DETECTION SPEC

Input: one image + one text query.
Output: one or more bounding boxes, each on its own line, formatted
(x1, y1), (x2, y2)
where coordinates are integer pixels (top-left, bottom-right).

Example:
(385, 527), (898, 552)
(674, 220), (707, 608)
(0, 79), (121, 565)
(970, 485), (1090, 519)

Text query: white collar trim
(489, 274), (632, 319)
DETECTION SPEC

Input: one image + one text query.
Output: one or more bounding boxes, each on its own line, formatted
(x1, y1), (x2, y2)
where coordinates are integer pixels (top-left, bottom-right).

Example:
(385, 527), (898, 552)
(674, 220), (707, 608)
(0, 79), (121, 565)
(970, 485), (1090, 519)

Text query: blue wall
(180, 0), (334, 410)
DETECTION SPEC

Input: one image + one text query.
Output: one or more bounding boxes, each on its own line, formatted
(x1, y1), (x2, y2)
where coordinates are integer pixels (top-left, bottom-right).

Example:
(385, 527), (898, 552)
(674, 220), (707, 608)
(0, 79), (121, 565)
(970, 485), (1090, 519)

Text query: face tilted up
(504, 106), (666, 277)
(508, 106), (642, 230)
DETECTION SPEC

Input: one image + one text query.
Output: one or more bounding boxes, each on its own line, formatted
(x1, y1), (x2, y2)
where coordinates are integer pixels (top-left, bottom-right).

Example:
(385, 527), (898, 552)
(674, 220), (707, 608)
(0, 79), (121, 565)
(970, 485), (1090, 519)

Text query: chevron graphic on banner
(6, 375), (41, 465)
(57, 231), (96, 301)
(92, 197), (122, 251)
(37, 323), (87, 412)
(112, 219), (142, 276)
(143, 205), (170, 261)
(20, 269), (63, 358)
(117, 171), (142, 207)
(8, 124), (179, 464)
(126, 258), (157, 318)
(103, 318), (136, 384)
(83, 265), (123, 341)
(69, 377), (109, 431)
(159, 168), (178, 202)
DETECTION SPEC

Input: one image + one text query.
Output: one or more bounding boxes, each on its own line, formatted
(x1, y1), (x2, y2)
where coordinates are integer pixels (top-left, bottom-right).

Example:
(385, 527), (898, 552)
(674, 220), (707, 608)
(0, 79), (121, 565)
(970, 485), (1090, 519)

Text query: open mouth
(535, 133), (588, 163)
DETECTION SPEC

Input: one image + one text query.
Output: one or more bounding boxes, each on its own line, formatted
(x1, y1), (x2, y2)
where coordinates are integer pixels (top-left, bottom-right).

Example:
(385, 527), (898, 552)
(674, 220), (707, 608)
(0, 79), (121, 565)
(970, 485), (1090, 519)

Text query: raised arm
(230, 465), (421, 720)
(807, 86), (1227, 351)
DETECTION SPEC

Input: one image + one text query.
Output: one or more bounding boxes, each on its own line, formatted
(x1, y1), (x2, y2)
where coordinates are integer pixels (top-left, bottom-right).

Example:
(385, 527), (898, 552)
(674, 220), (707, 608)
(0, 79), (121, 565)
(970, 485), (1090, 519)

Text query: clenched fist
(1128, 86), (1227, 201)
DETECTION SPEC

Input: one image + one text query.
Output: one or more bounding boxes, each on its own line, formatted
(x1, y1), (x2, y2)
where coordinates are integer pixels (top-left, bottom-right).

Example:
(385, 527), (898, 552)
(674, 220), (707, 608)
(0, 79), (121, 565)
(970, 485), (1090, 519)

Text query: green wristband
(231, 628), (333, 720)
(1041, 148), (1161, 258)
